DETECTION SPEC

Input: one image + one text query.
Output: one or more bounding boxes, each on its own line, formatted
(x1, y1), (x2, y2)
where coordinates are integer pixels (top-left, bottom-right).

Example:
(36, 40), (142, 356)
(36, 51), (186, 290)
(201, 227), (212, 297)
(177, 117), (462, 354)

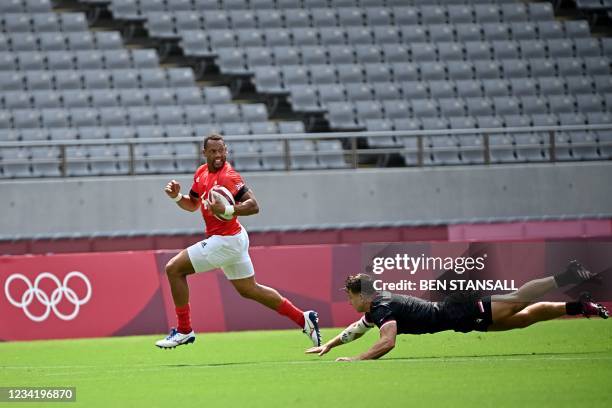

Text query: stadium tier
(0, 0), (611, 178)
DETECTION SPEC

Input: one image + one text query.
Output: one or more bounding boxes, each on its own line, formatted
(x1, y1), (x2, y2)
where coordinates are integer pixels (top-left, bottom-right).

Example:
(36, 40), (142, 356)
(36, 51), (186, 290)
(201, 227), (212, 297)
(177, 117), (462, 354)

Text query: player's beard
(210, 157), (225, 171)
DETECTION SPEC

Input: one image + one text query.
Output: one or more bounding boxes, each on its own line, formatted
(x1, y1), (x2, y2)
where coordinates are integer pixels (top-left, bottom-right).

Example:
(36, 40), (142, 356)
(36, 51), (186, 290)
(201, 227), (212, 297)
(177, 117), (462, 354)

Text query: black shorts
(440, 293), (493, 333)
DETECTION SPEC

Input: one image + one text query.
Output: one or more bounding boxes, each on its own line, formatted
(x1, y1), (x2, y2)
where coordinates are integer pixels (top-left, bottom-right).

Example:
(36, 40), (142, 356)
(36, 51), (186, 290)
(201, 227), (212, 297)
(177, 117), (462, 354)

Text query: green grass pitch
(1, 320), (611, 407)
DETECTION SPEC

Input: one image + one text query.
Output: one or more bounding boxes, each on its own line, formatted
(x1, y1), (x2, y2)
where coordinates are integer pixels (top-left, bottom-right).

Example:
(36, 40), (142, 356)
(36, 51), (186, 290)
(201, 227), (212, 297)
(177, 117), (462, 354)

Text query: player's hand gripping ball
(207, 185), (235, 221)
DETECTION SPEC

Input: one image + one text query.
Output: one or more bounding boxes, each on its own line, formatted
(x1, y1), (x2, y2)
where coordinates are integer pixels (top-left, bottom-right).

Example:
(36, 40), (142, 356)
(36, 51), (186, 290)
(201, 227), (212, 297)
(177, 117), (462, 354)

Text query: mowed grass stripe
(0, 319), (610, 407)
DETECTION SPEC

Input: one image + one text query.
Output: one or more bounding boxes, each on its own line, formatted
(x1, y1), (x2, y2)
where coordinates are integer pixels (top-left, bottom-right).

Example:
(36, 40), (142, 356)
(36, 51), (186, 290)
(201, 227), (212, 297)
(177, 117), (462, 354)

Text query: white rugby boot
(303, 310), (321, 347)
(155, 328), (196, 349)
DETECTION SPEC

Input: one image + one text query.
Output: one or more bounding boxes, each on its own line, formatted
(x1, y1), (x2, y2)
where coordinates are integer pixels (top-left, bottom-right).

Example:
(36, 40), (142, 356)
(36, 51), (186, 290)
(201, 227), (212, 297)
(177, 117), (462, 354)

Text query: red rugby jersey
(190, 162), (247, 236)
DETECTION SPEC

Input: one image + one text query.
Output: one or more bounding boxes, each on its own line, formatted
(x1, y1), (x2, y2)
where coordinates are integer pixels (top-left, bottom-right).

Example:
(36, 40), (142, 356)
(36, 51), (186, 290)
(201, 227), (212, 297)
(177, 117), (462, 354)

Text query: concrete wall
(1, 162), (611, 238)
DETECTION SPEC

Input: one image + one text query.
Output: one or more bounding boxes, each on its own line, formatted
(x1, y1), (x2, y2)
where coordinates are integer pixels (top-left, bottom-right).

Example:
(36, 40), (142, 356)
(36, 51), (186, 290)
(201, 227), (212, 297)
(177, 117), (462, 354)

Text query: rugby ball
(208, 185), (235, 221)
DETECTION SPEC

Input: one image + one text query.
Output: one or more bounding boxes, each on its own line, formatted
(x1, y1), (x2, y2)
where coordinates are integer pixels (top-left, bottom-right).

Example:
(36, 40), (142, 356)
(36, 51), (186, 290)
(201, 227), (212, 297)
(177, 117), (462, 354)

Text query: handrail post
(417, 135), (423, 167)
(484, 133), (490, 165)
(129, 143), (135, 175)
(283, 138), (290, 171)
(60, 145), (67, 177)
(549, 130), (556, 162)
(351, 136), (358, 169)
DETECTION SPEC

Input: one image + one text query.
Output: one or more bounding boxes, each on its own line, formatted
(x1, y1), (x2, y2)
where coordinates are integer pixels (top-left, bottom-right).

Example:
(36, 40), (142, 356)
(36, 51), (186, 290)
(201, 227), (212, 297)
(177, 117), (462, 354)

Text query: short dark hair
(203, 133), (225, 150)
(344, 273), (377, 296)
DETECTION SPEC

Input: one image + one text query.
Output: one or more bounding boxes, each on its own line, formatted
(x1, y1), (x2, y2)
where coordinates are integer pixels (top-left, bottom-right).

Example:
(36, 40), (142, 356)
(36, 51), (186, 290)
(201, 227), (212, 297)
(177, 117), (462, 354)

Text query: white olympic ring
(4, 271), (92, 322)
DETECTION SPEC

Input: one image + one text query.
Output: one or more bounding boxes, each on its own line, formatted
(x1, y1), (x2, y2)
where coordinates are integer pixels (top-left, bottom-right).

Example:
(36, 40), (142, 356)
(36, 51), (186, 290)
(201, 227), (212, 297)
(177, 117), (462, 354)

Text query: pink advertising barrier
(1, 241), (610, 341)
(0, 252), (167, 341)
(0, 245), (361, 341)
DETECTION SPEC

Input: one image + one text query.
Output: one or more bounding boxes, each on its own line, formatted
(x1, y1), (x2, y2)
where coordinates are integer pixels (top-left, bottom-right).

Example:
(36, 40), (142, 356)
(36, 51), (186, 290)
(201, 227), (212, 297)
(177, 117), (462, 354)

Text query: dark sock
(554, 269), (578, 287)
(554, 261), (594, 287)
(565, 302), (582, 316)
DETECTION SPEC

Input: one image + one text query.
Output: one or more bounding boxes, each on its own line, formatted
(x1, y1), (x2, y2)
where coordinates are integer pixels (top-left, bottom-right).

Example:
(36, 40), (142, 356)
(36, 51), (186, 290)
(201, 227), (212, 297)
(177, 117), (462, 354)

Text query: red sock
(176, 304), (192, 334)
(276, 298), (305, 327)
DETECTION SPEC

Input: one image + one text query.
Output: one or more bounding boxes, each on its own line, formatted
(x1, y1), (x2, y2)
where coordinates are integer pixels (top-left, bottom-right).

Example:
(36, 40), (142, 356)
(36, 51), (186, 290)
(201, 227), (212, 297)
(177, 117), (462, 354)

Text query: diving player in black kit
(306, 261), (609, 361)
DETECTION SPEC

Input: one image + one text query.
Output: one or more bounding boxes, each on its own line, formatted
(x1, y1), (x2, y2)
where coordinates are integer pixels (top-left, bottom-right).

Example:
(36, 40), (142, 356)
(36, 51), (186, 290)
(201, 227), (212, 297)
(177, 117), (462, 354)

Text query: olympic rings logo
(4, 272), (92, 322)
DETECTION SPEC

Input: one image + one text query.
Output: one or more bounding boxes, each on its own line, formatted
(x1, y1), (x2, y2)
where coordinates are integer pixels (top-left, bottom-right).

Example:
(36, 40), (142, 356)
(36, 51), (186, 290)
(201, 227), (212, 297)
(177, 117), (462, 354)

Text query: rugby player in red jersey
(155, 134), (321, 349)
(307, 263), (608, 361)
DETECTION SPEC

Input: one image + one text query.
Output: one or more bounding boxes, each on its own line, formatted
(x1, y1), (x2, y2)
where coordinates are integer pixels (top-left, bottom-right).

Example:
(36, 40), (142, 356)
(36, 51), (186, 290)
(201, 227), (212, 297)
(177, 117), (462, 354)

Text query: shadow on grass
(160, 350), (610, 369)
(384, 350), (608, 361)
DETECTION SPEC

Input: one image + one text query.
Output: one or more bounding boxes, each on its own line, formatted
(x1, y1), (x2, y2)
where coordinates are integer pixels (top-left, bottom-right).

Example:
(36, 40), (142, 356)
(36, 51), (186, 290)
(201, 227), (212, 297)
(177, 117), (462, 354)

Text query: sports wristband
(172, 194), (182, 203)
(223, 205), (235, 217)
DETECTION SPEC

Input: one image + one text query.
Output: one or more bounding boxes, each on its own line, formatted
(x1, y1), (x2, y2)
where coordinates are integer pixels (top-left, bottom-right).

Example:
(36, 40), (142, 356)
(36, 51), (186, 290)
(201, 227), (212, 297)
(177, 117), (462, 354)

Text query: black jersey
(364, 291), (492, 334)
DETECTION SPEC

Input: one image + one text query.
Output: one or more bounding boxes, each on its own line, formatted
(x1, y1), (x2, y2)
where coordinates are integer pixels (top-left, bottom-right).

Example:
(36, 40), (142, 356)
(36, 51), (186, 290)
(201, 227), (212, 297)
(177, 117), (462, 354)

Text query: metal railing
(0, 123), (611, 177)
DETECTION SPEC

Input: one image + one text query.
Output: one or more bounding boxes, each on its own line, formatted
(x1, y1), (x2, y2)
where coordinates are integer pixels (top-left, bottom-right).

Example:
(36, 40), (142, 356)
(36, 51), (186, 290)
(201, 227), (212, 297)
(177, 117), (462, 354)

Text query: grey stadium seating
(3, 0), (611, 178)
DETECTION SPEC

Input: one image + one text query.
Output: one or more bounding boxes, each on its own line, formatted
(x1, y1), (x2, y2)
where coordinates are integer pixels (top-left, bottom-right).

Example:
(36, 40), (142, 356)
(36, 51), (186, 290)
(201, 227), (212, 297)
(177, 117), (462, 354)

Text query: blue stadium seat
(272, 46), (300, 65)
(179, 30), (211, 57)
(429, 24), (455, 43)
(392, 6), (418, 26)
(156, 106), (185, 125)
(175, 11), (202, 30)
(256, 10), (283, 29)
(382, 99), (410, 120)
(520, 95), (548, 115)
(47, 51), (74, 70)
(16, 51), (43, 70)
(3, 90), (29, 109)
(91, 89), (119, 107)
(326, 45), (354, 64)
(438, 42), (464, 61)
(252, 66), (284, 94)
(317, 84), (345, 107)
(326, 101), (361, 130)
(59, 12), (87, 32)
(400, 25), (427, 43)
(229, 10), (257, 29)
(419, 62), (446, 81)
(98, 107), (126, 126)
(10, 33), (38, 52)
(510, 78), (536, 97)
(455, 79), (483, 98)
(576, 94), (604, 113)
(66, 32), (94, 51)
(184, 105), (214, 124)
(466, 41), (492, 61)
(401, 81), (428, 99)
(455, 23), (482, 42)
(447, 61), (474, 80)
(501, 3), (528, 23)
(138, 69), (166, 88)
(439, 97), (466, 117)
(310, 64), (337, 85)
(421, 5), (448, 25)
(26, 70), (53, 90)
(373, 82), (401, 100)
(284, 9), (311, 28)
(104, 49), (131, 69)
(32, 13), (59, 33)
(466, 97), (494, 116)
(289, 139), (319, 170)
(75, 50), (104, 70)
(483, 23), (511, 41)
(39, 32), (67, 51)
(512, 22), (537, 41)
(411, 98), (438, 118)
(311, 8), (338, 28)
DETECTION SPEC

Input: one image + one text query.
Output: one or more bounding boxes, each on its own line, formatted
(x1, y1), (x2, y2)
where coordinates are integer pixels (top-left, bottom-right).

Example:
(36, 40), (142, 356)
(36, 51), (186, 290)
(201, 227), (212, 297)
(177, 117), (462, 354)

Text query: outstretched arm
(336, 321), (397, 362)
(305, 317), (372, 356)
